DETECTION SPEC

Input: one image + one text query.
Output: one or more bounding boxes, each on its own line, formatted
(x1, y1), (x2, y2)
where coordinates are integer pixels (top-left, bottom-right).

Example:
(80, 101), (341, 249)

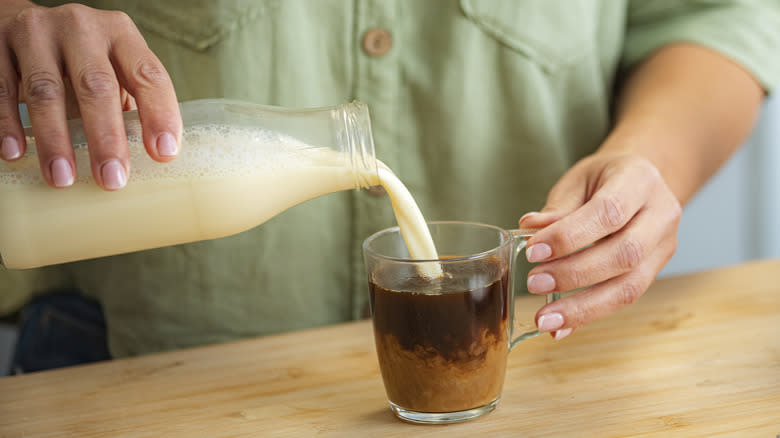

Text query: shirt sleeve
(622, 0), (780, 93)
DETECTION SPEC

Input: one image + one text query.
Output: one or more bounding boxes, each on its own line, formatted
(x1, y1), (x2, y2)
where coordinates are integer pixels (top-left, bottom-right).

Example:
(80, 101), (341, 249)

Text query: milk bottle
(0, 99), (439, 274)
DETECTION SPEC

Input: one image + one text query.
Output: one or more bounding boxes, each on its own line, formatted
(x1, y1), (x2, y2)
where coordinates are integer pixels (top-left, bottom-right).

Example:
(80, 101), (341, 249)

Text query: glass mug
(363, 221), (561, 424)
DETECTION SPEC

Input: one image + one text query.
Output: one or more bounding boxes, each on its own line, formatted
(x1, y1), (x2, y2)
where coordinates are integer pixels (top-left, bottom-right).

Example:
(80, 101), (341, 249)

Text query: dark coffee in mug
(369, 257), (510, 413)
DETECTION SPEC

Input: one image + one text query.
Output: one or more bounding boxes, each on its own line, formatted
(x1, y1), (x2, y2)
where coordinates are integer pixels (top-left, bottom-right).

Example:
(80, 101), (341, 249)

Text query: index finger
(527, 174), (650, 261)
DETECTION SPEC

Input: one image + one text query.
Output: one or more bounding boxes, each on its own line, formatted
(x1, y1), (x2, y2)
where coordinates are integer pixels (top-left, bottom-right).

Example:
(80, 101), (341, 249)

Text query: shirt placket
(350, 0), (400, 320)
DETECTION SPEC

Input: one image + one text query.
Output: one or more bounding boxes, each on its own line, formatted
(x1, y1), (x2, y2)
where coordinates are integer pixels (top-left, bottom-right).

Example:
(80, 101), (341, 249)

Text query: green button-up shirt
(3, 0), (780, 357)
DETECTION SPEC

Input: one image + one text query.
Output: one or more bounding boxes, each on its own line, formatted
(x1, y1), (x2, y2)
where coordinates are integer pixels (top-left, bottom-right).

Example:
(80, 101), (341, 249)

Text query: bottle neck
(337, 102), (378, 190)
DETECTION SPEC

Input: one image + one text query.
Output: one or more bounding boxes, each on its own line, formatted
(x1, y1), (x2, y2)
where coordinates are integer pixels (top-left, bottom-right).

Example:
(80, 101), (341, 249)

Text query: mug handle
(508, 228), (561, 350)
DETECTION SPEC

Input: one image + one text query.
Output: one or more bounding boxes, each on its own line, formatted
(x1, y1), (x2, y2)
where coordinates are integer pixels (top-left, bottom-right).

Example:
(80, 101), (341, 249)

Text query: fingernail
(527, 243), (552, 263)
(101, 159), (127, 190)
(156, 132), (178, 157)
(1, 136), (21, 160)
(519, 211), (539, 223)
(50, 157), (74, 187)
(527, 273), (555, 293)
(537, 312), (564, 332)
(554, 328), (573, 340)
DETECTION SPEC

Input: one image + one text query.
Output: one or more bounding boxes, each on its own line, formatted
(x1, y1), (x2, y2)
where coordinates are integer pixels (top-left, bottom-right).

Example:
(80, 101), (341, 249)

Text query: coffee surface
(370, 259), (508, 361)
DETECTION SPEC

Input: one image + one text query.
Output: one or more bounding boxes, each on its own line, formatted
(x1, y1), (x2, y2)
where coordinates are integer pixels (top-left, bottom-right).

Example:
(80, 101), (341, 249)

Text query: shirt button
(366, 185), (387, 197)
(362, 28), (393, 57)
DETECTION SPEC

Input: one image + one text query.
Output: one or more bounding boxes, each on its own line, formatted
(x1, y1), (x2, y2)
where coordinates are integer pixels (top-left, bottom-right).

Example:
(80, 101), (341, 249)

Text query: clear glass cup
(363, 221), (560, 424)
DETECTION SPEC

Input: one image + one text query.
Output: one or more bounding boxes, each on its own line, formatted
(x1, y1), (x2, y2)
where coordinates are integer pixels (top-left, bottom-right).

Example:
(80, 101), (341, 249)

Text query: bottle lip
(339, 101), (378, 189)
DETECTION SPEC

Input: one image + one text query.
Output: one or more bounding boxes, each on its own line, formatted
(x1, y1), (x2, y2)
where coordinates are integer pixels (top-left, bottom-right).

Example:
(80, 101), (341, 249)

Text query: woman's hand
(520, 151), (682, 340)
(0, 1), (181, 190)
(522, 41), (766, 340)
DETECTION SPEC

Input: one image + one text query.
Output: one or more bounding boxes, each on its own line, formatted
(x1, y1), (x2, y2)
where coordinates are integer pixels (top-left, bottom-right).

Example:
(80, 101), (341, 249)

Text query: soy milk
(0, 124), (439, 273)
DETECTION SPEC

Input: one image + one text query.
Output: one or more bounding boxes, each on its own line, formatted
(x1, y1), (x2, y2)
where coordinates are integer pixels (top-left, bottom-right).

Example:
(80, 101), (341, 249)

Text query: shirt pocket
(129, 0), (277, 51)
(459, 0), (595, 73)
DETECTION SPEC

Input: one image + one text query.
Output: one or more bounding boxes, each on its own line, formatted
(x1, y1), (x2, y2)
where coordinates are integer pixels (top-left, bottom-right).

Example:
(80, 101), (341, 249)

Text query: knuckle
(57, 3), (91, 23)
(110, 13), (144, 42)
(560, 264), (585, 290)
(669, 198), (683, 224)
(549, 228), (578, 255)
(569, 303), (589, 327)
(598, 194), (627, 229)
(661, 198), (682, 238)
(668, 235), (678, 255)
(664, 245), (677, 266)
(132, 57), (170, 89)
(11, 7), (47, 33)
(77, 68), (118, 99)
(109, 10), (135, 28)
(644, 163), (662, 182)
(616, 280), (644, 307)
(615, 237), (644, 271)
(0, 76), (14, 100)
(25, 71), (63, 103)
(662, 235), (678, 263)
(92, 132), (125, 150)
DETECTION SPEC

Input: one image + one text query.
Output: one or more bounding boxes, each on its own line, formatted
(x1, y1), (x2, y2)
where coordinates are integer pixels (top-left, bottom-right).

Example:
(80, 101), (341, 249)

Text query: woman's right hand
(0, 1), (181, 190)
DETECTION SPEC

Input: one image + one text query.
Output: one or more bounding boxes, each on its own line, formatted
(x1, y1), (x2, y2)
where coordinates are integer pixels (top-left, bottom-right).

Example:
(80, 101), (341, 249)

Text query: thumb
(520, 166), (588, 228)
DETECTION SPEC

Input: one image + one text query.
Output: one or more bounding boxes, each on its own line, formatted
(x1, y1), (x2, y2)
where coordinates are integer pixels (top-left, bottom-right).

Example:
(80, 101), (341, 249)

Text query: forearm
(602, 43), (764, 206)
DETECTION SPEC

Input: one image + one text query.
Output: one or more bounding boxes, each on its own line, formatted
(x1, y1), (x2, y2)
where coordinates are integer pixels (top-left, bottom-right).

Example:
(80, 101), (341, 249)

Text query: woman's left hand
(520, 151), (682, 340)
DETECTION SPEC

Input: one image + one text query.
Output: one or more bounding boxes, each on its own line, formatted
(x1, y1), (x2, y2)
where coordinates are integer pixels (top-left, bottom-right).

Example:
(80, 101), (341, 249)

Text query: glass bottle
(0, 99), (378, 269)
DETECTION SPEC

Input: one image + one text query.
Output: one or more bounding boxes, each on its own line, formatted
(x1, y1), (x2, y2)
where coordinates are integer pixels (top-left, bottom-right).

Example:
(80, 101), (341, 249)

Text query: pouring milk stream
(0, 99), (442, 277)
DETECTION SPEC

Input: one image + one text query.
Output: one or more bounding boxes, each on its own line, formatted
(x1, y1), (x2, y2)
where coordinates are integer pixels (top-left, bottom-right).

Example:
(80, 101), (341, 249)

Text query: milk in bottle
(0, 100), (439, 274)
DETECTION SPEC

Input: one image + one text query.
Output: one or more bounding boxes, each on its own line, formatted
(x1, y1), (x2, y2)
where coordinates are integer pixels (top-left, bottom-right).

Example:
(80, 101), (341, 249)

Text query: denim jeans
(10, 291), (111, 374)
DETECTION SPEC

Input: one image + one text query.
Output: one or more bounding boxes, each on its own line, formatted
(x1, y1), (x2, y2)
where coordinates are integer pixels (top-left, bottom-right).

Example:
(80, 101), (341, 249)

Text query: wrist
(595, 126), (658, 166)
(597, 128), (696, 206)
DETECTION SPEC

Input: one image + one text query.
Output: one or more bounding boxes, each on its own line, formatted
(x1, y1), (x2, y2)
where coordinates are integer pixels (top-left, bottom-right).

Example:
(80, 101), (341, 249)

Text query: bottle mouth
(339, 101), (378, 189)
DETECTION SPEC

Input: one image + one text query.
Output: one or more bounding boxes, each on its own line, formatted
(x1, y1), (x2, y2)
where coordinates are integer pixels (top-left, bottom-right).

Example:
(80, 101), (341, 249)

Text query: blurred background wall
(662, 93), (780, 276)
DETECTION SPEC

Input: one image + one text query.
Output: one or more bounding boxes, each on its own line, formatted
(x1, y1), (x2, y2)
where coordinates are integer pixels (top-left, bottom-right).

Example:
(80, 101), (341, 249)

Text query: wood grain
(0, 259), (778, 437)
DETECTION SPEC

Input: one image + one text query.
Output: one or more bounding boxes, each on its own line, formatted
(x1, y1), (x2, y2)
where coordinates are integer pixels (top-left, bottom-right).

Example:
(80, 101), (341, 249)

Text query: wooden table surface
(1, 260), (778, 437)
